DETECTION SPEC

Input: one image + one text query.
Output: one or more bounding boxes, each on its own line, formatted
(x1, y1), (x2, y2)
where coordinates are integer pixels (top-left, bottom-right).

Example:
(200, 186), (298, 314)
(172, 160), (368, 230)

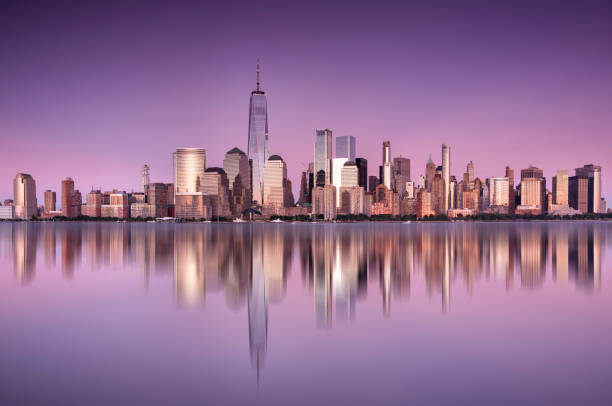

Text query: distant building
(521, 165), (544, 180)
(405, 181), (415, 199)
(83, 190), (107, 217)
(371, 184), (399, 216)
(141, 164), (150, 194)
(0, 205), (15, 220)
(13, 173), (37, 220)
(331, 157), (349, 207)
(400, 197), (417, 216)
(519, 178), (545, 215)
(505, 166), (515, 214)
(336, 135), (356, 161)
(489, 177), (510, 208)
(44, 190), (56, 213)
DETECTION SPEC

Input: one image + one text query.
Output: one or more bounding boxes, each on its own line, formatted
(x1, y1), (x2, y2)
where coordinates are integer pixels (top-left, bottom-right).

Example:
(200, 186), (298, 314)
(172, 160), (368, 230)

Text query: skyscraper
(442, 144), (450, 211)
(331, 157), (349, 207)
(314, 129), (333, 185)
(44, 190), (56, 213)
(336, 135), (356, 161)
(61, 177), (75, 218)
(425, 154), (436, 191)
(141, 164), (150, 194)
(575, 164), (602, 213)
(248, 63), (269, 206)
(505, 166), (515, 214)
(263, 155), (290, 211)
(355, 158), (368, 190)
(223, 148), (250, 192)
(381, 141), (392, 189)
(173, 148), (208, 218)
(13, 173), (37, 220)
(392, 157), (410, 195)
(552, 169), (569, 205)
(201, 168), (231, 217)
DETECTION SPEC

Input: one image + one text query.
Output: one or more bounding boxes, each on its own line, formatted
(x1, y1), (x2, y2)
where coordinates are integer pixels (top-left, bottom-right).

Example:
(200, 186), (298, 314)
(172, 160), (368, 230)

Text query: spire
(256, 59), (260, 92)
(427, 153), (434, 165)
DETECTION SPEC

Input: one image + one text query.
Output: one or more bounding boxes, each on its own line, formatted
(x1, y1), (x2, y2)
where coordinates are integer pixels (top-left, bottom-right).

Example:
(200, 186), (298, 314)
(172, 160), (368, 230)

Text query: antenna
(256, 59), (260, 92)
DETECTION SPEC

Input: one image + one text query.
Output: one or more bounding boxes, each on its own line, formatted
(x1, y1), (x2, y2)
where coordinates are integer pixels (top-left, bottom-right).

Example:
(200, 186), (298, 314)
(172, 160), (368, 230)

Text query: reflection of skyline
(5, 222), (608, 311)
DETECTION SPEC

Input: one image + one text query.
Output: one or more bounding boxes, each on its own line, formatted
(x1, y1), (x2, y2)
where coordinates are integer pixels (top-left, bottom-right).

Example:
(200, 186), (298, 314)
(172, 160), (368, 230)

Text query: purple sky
(1, 1), (611, 202)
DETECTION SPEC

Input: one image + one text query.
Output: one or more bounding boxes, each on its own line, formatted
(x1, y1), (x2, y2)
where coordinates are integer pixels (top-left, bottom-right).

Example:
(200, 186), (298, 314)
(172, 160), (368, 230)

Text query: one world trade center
(248, 62), (269, 206)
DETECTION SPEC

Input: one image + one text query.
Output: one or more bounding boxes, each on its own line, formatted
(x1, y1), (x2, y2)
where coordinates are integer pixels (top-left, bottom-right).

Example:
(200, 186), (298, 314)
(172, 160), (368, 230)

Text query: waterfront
(1, 222), (611, 405)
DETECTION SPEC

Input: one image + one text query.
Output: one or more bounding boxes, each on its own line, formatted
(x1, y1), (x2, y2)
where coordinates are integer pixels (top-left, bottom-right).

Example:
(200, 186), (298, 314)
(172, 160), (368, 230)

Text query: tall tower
(442, 144), (450, 212)
(314, 129), (333, 184)
(336, 135), (356, 161)
(381, 141), (392, 189)
(248, 61), (269, 206)
(13, 173), (37, 220)
(141, 164), (150, 194)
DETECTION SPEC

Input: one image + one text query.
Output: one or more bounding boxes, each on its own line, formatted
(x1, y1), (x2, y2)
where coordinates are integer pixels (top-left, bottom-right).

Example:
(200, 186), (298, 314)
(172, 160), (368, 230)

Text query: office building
(315, 129), (333, 185)
(393, 157), (410, 195)
(521, 165), (544, 180)
(141, 164), (150, 194)
(61, 177), (81, 218)
(312, 184), (336, 220)
(13, 173), (37, 220)
(489, 177), (510, 207)
(569, 175), (589, 213)
(336, 135), (356, 161)
(248, 63), (269, 205)
(339, 186), (365, 215)
(223, 147), (250, 193)
(173, 148), (208, 218)
(101, 193), (129, 218)
(505, 166), (515, 214)
(83, 190), (107, 217)
(430, 174), (445, 215)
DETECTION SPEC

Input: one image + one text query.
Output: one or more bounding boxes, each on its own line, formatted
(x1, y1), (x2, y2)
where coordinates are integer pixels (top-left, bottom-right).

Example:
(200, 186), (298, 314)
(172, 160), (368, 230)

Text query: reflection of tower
(442, 233), (450, 313)
(173, 227), (205, 307)
(381, 248), (391, 317)
(313, 227), (333, 328)
(248, 225), (267, 382)
(568, 225), (601, 292)
(12, 223), (38, 285)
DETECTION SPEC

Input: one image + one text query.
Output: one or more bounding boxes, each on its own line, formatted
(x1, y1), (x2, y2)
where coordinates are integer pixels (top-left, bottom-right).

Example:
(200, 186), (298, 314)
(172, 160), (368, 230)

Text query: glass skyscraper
(315, 129), (333, 184)
(336, 135), (356, 162)
(248, 64), (269, 205)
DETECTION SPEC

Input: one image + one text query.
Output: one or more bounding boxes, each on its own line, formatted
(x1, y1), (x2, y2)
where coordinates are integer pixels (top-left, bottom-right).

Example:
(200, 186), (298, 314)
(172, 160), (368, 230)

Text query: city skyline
(1, 2), (612, 203)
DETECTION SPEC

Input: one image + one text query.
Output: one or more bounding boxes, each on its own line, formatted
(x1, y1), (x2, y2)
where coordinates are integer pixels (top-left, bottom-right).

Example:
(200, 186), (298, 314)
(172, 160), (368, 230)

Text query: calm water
(1, 221), (611, 405)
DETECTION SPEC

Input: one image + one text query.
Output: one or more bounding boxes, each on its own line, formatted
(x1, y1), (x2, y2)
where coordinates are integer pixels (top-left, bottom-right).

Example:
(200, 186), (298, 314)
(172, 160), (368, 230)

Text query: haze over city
(1, 1), (611, 203)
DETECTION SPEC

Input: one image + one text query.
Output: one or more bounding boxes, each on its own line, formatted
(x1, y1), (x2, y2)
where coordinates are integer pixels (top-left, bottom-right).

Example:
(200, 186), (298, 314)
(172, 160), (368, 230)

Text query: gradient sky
(1, 1), (611, 203)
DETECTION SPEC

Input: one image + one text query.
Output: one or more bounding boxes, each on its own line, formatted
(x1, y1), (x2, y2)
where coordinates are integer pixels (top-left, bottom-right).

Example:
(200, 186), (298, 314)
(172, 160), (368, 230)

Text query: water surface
(1, 221), (611, 405)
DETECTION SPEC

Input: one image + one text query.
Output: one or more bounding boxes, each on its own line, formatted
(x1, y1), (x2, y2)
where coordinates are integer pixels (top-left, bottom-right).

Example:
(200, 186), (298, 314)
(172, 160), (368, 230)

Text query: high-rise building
(44, 190), (56, 213)
(425, 154), (436, 191)
(173, 148), (208, 218)
(314, 129), (333, 185)
(341, 161), (359, 188)
(13, 173), (37, 220)
(575, 164), (602, 213)
(248, 63), (269, 205)
(101, 193), (129, 218)
(331, 157), (349, 207)
(83, 190), (107, 217)
(466, 161), (475, 184)
(336, 135), (356, 161)
(298, 171), (309, 205)
(263, 155), (290, 212)
(405, 181), (415, 199)
(416, 189), (434, 218)
(381, 141), (392, 189)
(520, 178), (545, 210)
(339, 186), (365, 215)
(552, 169), (569, 205)
(141, 164), (150, 194)
(442, 144), (450, 211)
(355, 158), (368, 190)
